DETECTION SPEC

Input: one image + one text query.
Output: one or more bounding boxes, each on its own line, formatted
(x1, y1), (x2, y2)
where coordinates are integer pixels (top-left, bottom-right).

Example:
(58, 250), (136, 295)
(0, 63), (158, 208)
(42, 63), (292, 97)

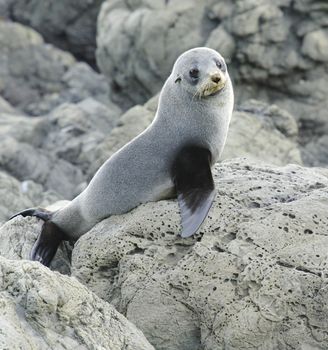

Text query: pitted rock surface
(70, 159), (328, 350)
(0, 256), (154, 350)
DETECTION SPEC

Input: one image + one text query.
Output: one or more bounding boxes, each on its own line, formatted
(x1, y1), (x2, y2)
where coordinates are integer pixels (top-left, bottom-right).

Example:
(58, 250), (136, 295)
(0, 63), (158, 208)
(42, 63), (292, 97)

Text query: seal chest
(10, 47), (234, 266)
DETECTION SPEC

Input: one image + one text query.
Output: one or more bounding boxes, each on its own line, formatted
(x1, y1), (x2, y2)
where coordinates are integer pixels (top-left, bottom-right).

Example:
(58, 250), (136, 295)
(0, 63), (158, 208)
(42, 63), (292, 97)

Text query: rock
(0, 136), (85, 199)
(0, 97), (120, 197)
(223, 100), (302, 166)
(1, 0), (106, 66)
(0, 171), (61, 223)
(96, 0), (328, 166)
(0, 95), (16, 114)
(205, 25), (236, 62)
(39, 98), (121, 175)
(0, 256), (154, 349)
(91, 98), (302, 176)
(302, 29), (328, 62)
(70, 158), (328, 350)
(302, 135), (328, 167)
(0, 20), (117, 116)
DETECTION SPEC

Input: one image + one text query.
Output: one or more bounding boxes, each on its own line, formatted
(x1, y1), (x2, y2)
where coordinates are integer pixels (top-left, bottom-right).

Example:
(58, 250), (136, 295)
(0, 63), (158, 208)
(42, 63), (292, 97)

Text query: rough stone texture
(0, 171), (61, 223)
(96, 0), (328, 165)
(0, 97), (120, 198)
(0, 20), (118, 116)
(90, 98), (302, 176)
(1, 0), (105, 67)
(0, 95), (16, 114)
(70, 158), (328, 350)
(0, 256), (154, 349)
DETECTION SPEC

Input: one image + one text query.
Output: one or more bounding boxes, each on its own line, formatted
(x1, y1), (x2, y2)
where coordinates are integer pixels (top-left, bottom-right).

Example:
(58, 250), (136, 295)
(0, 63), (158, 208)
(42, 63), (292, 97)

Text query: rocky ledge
(2, 158), (328, 350)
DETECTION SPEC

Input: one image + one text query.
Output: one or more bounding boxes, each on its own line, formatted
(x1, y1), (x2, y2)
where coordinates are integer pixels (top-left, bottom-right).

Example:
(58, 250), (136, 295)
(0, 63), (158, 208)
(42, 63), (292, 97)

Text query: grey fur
(52, 47), (234, 239)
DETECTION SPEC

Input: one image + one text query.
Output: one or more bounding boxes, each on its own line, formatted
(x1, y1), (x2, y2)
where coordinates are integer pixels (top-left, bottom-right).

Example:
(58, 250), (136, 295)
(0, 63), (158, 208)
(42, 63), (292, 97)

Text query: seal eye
(216, 60), (226, 72)
(216, 61), (222, 69)
(189, 68), (199, 79)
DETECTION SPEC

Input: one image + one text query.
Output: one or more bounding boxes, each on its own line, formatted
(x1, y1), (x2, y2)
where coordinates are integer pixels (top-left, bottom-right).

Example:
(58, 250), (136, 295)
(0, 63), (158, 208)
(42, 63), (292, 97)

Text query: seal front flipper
(10, 208), (67, 267)
(171, 146), (215, 238)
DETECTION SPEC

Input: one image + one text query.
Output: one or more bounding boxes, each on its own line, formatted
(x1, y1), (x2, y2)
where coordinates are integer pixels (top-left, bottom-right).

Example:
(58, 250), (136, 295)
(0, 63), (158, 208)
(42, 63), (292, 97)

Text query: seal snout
(211, 73), (221, 84)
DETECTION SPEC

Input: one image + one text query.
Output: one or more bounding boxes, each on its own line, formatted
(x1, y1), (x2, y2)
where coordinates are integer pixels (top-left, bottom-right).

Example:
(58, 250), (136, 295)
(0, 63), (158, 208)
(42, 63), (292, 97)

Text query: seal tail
(9, 208), (68, 267)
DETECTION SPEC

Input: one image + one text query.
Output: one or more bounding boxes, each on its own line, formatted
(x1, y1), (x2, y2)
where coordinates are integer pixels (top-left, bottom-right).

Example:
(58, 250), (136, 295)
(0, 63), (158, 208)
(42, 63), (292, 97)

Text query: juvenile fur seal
(10, 47), (234, 266)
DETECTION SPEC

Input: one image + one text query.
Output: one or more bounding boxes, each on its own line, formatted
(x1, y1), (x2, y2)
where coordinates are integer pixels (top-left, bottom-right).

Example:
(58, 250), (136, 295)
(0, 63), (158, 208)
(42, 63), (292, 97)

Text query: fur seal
(10, 47), (234, 266)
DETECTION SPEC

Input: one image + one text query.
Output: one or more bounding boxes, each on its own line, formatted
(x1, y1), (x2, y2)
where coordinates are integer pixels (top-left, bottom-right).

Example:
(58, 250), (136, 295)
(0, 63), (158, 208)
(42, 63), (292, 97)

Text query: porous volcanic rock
(70, 159), (328, 350)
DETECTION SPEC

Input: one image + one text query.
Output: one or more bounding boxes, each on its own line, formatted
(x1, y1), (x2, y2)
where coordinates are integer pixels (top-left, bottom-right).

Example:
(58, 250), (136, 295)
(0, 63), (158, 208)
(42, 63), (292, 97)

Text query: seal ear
(175, 75), (182, 83)
(171, 145), (215, 237)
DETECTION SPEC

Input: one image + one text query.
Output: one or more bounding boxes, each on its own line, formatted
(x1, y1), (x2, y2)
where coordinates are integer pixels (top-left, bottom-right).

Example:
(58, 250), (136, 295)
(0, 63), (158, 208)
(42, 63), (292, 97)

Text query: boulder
(1, 0), (106, 66)
(70, 158), (328, 350)
(2, 159), (328, 349)
(0, 256), (154, 349)
(0, 20), (118, 116)
(0, 97), (120, 198)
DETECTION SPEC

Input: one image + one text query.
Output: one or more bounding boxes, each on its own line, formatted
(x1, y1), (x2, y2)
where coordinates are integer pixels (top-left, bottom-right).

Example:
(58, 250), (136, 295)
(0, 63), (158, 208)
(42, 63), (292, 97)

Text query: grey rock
(96, 0), (328, 166)
(223, 100), (302, 166)
(0, 95), (16, 114)
(0, 20), (117, 116)
(302, 29), (328, 62)
(96, 0), (204, 108)
(0, 255), (155, 349)
(0, 170), (61, 222)
(302, 135), (328, 167)
(0, 136), (85, 199)
(2, 0), (106, 66)
(0, 96), (120, 198)
(39, 98), (121, 176)
(71, 158), (328, 350)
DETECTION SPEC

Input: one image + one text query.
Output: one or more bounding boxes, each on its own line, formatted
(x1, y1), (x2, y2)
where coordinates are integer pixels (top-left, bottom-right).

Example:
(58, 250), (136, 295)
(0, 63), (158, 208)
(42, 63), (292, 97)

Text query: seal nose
(211, 73), (221, 84)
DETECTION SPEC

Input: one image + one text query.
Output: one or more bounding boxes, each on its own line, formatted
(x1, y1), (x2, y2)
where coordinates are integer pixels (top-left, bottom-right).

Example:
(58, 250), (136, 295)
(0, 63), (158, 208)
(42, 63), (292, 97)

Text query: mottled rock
(223, 100), (302, 166)
(0, 96), (120, 197)
(0, 256), (154, 349)
(39, 98), (121, 175)
(302, 29), (328, 62)
(71, 159), (328, 350)
(0, 136), (85, 199)
(0, 171), (61, 222)
(0, 95), (16, 114)
(2, 0), (106, 66)
(0, 20), (117, 116)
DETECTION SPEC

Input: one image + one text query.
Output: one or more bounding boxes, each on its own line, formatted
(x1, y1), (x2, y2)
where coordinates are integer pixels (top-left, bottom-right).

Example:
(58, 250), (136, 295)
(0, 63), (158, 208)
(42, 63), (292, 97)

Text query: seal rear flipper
(30, 221), (67, 267)
(171, 145), (215, 238)
(9, 207), (68, 267)
(9, 207), (52, 221)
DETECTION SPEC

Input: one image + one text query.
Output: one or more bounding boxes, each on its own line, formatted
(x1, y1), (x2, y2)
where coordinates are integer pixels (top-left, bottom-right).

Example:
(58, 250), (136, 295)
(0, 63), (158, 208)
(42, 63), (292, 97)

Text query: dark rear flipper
(10, 208), (68, 267)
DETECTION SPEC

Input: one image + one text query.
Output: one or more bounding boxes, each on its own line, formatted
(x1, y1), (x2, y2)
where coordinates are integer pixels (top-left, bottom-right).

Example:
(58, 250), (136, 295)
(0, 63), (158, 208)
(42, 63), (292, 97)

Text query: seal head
(173, 47), (228, 98)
